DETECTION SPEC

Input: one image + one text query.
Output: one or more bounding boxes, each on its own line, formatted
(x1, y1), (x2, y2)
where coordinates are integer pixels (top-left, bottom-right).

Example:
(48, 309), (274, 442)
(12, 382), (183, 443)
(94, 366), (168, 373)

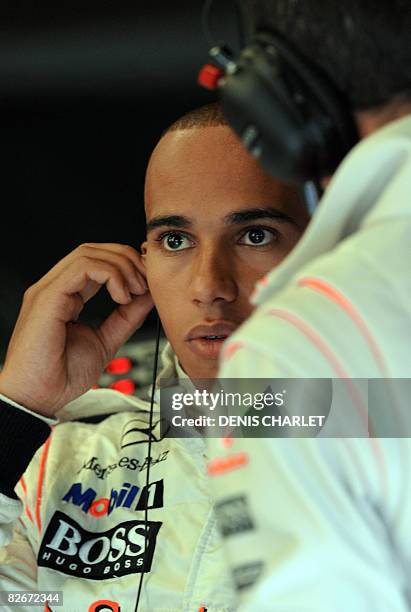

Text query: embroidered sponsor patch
(62, 479), (164, 518)
(215, 495), (254, 537)
(76, 451), (169, 480)
(232, 561), (264, 591)
(120, 416), (169, 448)
(38, 511), (161, 580)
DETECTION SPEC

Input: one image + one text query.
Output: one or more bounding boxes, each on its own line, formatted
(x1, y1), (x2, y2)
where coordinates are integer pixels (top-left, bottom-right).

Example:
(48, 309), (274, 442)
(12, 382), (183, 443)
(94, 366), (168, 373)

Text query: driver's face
(142, 125), (309, 379)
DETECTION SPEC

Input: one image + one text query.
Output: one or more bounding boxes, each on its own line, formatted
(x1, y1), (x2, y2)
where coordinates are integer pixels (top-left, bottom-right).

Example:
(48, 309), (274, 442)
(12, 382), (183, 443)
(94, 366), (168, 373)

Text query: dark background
(0, 0), (245, 358)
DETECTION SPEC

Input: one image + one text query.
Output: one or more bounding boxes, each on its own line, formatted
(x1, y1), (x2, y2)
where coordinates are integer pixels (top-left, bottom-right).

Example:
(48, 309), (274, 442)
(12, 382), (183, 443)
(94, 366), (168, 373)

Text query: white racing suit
(207, 115), (411, 610)
(0, 343), (235, 612)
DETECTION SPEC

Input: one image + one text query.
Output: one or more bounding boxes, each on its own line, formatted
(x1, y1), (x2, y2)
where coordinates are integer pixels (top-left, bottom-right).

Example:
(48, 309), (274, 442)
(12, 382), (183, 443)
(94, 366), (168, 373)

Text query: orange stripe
(222, 435), (234, 448)
(265, 307), (371, 430)
(19, 475), (27, 494)
(265, 308), (386, 493)
(35, 433), (53, 533)
(298, 278), (405, 435)
(266, 308), (350, 377)
(25, 504), (34, 523)
(207, 452), (248, 476)
(17, 476), (34, 524)
(298, 277), (387, 375)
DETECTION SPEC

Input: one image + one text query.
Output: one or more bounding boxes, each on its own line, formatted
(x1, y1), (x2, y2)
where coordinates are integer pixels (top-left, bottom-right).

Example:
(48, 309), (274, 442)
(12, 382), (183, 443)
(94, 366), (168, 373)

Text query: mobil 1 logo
(38, 511), (161, 580)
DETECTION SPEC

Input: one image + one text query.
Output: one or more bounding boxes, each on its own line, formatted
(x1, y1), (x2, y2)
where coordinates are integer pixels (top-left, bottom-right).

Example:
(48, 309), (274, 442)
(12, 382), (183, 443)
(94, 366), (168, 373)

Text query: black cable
(134, 313), (162, 612)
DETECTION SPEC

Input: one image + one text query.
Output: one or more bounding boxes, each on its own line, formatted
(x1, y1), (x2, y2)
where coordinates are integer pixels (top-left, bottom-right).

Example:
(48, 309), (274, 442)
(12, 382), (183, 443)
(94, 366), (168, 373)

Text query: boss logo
(38, 511), (161, 580)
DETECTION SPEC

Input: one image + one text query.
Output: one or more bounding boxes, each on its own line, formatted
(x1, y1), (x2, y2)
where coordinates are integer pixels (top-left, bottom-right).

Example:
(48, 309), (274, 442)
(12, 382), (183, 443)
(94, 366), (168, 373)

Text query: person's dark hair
(246, 0), (411, 110)
(165, 102), (227, 133)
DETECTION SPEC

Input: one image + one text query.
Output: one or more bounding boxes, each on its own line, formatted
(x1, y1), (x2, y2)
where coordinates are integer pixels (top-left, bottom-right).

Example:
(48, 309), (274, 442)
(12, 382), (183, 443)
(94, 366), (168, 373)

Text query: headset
(198, 0), (359, 197)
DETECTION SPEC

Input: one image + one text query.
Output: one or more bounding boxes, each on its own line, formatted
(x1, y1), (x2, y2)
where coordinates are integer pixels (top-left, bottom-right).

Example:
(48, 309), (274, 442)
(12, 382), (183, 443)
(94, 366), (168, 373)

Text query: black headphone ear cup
(218, 30), (358, 182)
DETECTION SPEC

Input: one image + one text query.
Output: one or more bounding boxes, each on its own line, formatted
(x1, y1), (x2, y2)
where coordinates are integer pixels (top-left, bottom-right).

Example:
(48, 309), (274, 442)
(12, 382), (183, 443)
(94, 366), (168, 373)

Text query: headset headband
(199, 28), (358, 182)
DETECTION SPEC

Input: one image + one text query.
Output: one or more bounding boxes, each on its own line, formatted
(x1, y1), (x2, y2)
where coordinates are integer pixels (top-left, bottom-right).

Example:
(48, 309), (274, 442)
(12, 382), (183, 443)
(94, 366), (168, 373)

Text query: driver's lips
(185, 322), (237, 360)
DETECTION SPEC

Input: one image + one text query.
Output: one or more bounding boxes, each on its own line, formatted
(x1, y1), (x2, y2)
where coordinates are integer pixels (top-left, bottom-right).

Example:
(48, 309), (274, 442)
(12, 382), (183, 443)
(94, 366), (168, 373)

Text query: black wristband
(0, 399), (52, 499)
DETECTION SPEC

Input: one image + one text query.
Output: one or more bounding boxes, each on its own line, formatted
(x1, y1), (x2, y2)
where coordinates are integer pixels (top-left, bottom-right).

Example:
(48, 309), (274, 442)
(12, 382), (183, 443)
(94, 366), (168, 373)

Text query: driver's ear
(140, 241), (148, 262)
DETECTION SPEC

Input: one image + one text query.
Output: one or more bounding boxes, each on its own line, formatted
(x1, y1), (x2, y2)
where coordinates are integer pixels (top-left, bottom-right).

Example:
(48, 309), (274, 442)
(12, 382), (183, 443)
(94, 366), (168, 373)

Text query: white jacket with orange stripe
(0, 343), (235, 612)
(207, 115), (411, 610)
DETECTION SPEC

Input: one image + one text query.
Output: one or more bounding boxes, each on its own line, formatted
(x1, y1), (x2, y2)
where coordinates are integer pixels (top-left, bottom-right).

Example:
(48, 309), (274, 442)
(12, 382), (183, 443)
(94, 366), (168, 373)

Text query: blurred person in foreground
(0, 103), (308, 611)
(208, 1), (411, 611)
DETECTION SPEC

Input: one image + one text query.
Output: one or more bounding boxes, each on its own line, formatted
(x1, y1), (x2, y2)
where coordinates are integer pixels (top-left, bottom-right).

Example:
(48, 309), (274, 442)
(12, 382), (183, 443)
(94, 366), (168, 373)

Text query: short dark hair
(166, 102), (227, 133)
(246, 0), (411, 110)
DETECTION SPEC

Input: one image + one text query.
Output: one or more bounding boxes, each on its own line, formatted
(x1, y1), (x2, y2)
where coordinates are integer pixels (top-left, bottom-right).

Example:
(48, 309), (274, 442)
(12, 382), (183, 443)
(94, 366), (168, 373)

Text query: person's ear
(140, 241), (148, 263)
